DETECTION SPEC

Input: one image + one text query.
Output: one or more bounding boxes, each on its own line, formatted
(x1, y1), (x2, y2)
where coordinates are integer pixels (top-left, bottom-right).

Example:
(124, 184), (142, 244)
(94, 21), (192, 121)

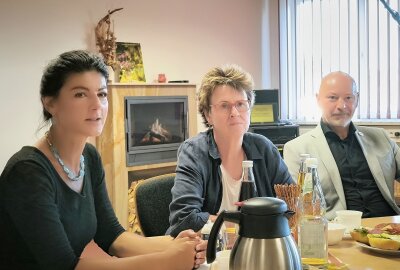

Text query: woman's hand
(176, 229), (199, 239)
(165, 236), (197, 270)
(194, 239), (207, 268)
(176, 229), (207, 268)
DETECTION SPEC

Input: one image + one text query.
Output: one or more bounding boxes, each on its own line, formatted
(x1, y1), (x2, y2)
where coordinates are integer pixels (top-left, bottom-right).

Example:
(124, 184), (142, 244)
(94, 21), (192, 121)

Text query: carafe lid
(241, 197), (287, 216)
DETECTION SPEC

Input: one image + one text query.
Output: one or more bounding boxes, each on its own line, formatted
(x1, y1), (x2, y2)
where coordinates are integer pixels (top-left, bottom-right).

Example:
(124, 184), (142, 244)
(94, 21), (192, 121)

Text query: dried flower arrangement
(95, 8), (123, 68)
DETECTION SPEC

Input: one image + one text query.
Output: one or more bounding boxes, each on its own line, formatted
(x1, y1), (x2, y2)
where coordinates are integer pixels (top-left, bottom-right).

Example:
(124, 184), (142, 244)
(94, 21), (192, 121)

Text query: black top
(0, 144), (125, 270)
(321, 121), (396, 217)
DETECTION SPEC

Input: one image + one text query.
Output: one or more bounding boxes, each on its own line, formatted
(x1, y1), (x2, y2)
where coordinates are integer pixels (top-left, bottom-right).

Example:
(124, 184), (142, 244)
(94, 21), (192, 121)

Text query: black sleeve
(3, 160), (79, 270)
(88, 146), (125, 252)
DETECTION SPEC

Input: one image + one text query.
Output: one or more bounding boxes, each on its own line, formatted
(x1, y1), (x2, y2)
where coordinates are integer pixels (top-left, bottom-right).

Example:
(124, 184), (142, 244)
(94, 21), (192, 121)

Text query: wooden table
(329, 215), (400, 270)
(206, 216), (400, 270)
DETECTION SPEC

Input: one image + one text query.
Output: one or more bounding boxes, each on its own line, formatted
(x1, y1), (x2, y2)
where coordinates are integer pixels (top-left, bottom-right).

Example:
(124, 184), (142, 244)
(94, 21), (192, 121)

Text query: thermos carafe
(206, 197), (302, 270)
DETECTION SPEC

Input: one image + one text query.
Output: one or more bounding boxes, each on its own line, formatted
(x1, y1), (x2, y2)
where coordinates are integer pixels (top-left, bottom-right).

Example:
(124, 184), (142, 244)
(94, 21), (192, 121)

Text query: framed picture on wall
(115, 42), (146, 82)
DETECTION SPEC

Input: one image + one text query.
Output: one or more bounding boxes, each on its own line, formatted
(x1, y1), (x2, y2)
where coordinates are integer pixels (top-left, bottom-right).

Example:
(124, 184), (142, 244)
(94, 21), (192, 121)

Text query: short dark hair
(40, 50), (108, 121)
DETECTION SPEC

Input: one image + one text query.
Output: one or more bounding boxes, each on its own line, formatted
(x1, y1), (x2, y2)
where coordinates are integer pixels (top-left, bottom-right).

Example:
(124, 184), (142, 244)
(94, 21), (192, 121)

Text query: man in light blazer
(284, 71), (400, 220)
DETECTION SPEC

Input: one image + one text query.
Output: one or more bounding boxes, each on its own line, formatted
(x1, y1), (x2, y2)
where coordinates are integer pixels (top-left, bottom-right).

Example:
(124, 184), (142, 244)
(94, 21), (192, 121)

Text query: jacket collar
(320, 119), (357, 140)
(207, 129), (221, 161)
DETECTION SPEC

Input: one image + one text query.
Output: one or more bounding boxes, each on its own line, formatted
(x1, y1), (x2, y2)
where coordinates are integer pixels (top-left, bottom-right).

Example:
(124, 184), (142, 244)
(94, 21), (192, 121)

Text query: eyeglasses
(210, 100), (250, 114)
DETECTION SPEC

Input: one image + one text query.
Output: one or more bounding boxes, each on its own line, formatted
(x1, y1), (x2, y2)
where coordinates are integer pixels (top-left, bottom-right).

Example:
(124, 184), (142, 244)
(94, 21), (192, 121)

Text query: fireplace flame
(140, 118), (172, 143)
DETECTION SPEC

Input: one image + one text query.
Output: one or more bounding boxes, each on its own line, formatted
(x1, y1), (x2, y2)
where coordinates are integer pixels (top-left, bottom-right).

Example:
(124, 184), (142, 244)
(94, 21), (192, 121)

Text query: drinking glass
(274, 184), (301, 242)
(277, 195), (300, 242)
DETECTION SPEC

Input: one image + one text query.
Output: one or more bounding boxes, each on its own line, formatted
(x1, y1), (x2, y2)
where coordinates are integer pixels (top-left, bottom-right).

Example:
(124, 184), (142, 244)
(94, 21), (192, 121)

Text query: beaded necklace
(45, 131), (85, 181)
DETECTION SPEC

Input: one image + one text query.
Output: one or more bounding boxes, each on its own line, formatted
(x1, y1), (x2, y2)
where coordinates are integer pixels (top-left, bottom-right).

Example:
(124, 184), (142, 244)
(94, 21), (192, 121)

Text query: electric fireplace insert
(125, 96), (188, 166)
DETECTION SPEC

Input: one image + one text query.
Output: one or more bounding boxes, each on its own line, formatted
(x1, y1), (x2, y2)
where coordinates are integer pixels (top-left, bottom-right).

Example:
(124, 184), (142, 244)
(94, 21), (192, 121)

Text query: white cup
(334, 210), (362, 233)
(216, 249), (231, 270)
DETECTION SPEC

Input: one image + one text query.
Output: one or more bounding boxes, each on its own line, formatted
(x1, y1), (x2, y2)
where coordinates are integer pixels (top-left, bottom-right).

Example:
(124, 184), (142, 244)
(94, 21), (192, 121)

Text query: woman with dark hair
(0, 50), (205, 270)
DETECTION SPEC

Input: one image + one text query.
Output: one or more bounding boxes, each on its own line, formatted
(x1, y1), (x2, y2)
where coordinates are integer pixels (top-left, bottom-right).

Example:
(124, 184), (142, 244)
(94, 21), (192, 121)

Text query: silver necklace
(45, 131), (85, 181)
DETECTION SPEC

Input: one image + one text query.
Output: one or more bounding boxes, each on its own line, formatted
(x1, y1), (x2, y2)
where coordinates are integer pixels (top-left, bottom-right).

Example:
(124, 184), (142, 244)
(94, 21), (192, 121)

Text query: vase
(106, 66), (115, 83)
(113, 65), (121, 82)
(158, 73), (167, 83)
(106, 65), (121, 83)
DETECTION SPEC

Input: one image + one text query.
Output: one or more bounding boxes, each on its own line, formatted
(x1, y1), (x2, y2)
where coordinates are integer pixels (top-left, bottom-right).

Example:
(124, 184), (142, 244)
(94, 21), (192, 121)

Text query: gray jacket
(283, 124), (400, 220)
(166, 129), (293, 237)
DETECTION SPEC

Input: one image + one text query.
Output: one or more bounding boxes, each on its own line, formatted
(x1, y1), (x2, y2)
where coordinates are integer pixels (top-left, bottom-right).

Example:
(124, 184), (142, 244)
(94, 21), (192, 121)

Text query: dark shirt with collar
(321, 120), (396, 218)
(166, 129), (294, 237)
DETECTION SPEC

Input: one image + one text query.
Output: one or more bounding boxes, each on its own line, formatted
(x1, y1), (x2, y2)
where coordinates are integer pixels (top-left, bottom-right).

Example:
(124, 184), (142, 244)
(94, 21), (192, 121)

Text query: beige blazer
(283, 124), (400, 220)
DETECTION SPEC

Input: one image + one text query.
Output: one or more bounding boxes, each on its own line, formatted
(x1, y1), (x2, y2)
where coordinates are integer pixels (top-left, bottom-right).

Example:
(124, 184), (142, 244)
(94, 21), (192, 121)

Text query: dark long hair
(40, 50), (108, 122)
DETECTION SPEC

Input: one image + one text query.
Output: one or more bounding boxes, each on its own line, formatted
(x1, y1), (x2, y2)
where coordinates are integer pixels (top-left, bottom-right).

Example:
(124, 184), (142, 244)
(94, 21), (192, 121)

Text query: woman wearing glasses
(167, 64), (294, 237)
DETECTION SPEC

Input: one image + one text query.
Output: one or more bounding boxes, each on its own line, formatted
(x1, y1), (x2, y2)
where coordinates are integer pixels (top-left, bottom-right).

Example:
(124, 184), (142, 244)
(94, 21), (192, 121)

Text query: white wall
(0, 0), (279, 171)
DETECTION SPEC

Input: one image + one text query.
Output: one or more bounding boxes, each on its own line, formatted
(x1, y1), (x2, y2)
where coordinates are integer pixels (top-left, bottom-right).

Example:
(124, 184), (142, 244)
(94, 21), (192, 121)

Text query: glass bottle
(286, 153), (309, 244)
(298, 158), (328, 267)
(238, 160), (258, 204)
(297, 154), (310, 190)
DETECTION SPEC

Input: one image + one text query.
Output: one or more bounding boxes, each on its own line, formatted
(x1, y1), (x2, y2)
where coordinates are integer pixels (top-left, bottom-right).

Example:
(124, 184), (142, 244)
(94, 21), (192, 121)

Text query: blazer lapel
(355, 130), (392, 197)
(312, 126), (347, 208)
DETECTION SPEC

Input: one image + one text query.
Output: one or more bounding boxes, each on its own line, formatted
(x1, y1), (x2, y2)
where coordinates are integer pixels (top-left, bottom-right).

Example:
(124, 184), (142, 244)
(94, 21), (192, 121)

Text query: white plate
(356, 242), (400, 256)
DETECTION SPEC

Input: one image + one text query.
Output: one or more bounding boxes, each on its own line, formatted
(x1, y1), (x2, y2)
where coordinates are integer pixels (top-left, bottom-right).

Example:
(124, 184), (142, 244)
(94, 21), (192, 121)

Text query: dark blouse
(0, 144), (125, 270)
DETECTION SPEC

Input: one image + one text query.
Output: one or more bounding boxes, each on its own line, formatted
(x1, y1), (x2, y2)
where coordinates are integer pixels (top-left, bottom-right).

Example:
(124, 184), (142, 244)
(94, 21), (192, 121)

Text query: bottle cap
(305, 157), (318, 167)
(242, 160), (253, 167)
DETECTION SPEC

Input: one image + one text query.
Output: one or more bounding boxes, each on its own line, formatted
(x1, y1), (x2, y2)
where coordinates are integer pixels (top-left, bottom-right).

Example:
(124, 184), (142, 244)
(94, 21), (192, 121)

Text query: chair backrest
(135, 173), (175, 236)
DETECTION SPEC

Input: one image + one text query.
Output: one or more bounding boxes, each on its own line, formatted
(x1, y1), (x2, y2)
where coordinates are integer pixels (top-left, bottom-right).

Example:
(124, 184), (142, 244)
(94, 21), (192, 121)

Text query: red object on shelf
(158, 74), (167, 83)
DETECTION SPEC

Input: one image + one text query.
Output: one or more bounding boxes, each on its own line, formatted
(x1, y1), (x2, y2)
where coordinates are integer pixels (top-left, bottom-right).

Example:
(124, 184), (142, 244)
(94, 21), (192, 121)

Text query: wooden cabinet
(97, 83), (197, 228)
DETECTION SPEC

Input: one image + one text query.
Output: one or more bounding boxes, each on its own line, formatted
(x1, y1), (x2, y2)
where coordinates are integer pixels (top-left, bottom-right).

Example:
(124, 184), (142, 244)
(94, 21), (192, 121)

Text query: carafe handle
(284, 210), (295, 219)
(206, 210), (241, 264)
